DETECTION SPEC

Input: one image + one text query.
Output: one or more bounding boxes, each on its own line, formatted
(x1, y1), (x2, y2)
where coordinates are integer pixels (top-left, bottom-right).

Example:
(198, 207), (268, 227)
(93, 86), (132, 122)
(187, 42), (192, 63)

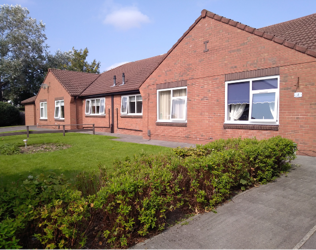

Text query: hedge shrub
(0, 102), (20, 127)
(0, 136), (296, 249)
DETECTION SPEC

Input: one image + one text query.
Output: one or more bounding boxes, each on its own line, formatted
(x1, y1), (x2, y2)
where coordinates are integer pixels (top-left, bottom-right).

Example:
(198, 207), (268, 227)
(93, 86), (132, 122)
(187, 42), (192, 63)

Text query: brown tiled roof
(81, 55), (165, 96)
(49, 68), (100, 96)
(258, 13), (316, 50)
(21, 95), (36, 104)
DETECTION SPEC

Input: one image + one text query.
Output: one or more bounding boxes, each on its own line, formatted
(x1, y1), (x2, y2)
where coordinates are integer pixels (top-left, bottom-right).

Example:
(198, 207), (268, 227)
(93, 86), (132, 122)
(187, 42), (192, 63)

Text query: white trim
(157, 86), (187, 123)
(85, 98), (105, 116)
(40, 102), (47, 119)
(120, 94), (143, 115)
(225, 75), (280, 125)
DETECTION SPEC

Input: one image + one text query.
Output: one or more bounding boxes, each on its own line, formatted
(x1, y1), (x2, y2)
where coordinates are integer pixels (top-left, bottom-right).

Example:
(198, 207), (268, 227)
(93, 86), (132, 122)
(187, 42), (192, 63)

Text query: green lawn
(0, 133), (170, 186)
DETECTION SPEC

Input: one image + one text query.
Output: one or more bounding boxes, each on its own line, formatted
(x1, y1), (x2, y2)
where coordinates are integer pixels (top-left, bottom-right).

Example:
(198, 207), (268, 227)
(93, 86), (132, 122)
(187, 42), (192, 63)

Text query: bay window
(40, 102), (47, 119)
(85, 98), (105, 115)
(225, 76), (279, 124)
(157, 87), (187, 122)
(121, 95), (142, 115)
(54, 100), (64, 119)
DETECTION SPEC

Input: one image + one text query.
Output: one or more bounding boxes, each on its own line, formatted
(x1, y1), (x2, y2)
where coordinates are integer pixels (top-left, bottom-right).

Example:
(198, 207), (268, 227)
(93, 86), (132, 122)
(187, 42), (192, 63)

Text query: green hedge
(0, 102), (20, 127)
(0, 136), (296, 249)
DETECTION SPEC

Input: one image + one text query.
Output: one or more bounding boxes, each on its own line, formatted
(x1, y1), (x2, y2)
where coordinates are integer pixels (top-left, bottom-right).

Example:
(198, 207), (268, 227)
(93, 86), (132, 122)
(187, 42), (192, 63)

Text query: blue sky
(2, 0), (316, 72)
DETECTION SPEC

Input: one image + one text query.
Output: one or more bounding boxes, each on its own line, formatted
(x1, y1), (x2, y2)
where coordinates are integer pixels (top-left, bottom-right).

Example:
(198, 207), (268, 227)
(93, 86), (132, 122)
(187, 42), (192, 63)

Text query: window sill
(223, 124), (279, 131)
(40, 118), (47, 121)
(85, 115), (106, 118)
(120, 115), (142, 118)
(54, 119), (65, 122)
(156, 122), (187, 127)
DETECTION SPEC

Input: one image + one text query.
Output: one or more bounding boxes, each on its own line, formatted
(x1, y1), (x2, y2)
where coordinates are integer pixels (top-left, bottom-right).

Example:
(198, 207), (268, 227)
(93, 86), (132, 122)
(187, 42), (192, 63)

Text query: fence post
(26, 126), (29, 138)
(63, 125), (65, 136)
(93, 124), (95, 135)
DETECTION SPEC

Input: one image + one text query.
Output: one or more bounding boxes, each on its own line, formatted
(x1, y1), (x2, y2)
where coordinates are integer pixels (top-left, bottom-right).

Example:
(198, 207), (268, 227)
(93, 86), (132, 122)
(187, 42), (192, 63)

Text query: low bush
(0, 143), (20, 155)
(0, 102), (20, 127)
(0, 136), (296, 249)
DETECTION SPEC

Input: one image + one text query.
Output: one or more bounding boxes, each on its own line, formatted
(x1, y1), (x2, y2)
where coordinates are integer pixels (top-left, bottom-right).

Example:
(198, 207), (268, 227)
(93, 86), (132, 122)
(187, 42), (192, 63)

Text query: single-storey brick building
(22, 10), (316, 155)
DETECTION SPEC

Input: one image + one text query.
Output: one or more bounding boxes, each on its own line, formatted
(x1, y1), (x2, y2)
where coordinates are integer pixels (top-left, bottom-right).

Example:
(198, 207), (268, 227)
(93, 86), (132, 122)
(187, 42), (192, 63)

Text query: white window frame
(85, 98), (105, 116)
(54, 100), (65, 120)
(120, 94), (142, 115)
(40, 102), (47, 119)
(224, 76), (280, 125)
(157, 87), (187, 122)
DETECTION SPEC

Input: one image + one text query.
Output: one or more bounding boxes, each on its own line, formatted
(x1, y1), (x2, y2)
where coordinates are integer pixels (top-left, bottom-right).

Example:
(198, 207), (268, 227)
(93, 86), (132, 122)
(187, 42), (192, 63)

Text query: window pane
(129, 98), (136, 113)
(136, 100), (142, 113)
(229, 104), (249, 121)
(252, 78), (278, 90)
(136, 95), (142, 101)
(55, 106), (59, 118)
(173, 89), (186, 97)
(121, 97), (127, 113)
(228, 82), (250, 105)
(44, 103), (47, 118)
(96, 99), (100, 114)
(86, 100), (90, 113)
(251, 93), (275, 119)
(40, 108), (43, 118)
(100, 99), (105, 114)
(60, 100), (64, 106)
(91, 100), (95, 114)
(60, 105), (64, 118)
(171, 98), (185, 119)
(159, 90), (171, 120)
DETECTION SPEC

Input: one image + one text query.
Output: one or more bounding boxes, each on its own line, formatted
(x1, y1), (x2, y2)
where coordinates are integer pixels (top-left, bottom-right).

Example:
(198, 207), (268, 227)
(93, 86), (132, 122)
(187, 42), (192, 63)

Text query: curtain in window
(229, 104), (246, 120)
(43, 103), (47, 118)
(173, 89), (186, 97)
(171, 98), (185, 119)
(100, 99), (105, 114)
(159, 91), (171, 120)
(121, 97), (127, 113)
(86, 100), (90, 114)
(60, 101), (64, 118)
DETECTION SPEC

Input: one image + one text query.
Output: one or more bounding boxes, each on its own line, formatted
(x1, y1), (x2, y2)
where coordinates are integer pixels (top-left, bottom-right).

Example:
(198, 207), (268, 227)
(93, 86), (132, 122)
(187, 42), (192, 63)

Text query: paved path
(0, 125), (51, 132)
(85, 131), (196, 148)
(134, 155), (316, 249)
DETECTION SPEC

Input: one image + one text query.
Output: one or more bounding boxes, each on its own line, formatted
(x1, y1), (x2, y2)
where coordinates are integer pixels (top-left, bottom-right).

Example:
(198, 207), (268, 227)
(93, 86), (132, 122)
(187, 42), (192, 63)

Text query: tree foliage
(0, 5), (101, 105)
(0, 4), (48, 103)
(62, 47), (100, 74)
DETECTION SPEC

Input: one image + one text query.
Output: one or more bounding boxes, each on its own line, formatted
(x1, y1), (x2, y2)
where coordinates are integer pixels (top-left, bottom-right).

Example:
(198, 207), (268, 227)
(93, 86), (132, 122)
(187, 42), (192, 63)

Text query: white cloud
(103, 6), (150, 30)
(105, 61), (129, 71)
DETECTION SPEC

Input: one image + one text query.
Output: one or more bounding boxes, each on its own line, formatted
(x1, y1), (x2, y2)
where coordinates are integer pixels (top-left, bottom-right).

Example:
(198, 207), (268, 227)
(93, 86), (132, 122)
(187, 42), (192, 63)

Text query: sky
(2, 0), (316, 72)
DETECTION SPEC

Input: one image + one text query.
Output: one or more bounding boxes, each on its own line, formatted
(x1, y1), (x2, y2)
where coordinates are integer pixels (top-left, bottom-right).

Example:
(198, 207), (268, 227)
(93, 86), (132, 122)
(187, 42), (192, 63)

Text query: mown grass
(0, 133), (170, 186)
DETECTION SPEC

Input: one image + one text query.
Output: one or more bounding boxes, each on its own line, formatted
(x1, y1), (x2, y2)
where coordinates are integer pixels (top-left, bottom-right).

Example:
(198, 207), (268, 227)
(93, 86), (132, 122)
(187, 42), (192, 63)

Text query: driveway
(134, 155), (316, 249)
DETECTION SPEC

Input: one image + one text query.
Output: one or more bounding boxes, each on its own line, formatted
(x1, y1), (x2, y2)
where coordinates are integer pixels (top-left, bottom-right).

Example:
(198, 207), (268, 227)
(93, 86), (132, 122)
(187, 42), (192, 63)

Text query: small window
(85, 98), (105, 115)
(157, 87), (187, 122)
(54, 100), (64, 119)
(225, 77), (279, 124)
(120, 95), (142, 115)
(40, 102), (47, 119)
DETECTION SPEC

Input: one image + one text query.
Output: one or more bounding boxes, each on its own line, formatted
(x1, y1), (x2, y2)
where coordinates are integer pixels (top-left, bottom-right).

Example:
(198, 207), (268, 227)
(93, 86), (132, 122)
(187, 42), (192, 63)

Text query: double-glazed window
(225, 76), (279, 123)
(54, 100), (64, 119)
(121, 95), (142, 115)
(157, 87), (187, 122)
(40, 102), (47, 119)
(85, 98), (105, 115)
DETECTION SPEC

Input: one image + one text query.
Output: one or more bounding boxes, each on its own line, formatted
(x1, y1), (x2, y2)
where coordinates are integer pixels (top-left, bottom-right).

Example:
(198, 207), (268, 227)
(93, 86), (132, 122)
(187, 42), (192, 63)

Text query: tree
(62, 47), (100, 74)
(0, 4), (48, 103)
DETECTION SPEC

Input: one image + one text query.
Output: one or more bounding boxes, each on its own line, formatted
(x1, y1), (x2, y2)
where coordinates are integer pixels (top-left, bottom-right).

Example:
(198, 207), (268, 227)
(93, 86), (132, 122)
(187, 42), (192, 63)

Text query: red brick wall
(140, 16), (316, 155)
(24, 104), (36, 125)
(35, 72), (76, 130)
(81, 95), (143, 136)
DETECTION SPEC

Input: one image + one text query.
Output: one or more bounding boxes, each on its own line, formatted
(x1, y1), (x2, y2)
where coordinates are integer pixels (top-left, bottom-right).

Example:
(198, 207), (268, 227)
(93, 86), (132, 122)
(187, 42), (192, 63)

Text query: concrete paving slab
(302, 229), (316, 249)
(133, 155), (316, 249)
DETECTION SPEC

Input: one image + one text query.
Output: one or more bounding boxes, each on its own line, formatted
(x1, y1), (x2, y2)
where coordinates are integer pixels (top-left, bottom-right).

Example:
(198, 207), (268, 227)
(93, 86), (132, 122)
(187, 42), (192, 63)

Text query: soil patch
(20, 143), (71, 154)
